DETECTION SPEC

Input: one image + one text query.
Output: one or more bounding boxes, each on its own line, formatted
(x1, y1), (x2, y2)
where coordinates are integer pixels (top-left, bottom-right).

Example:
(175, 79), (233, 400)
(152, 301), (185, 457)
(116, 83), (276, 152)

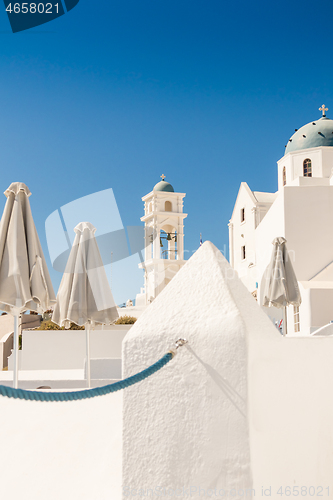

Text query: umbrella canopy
(262, 237), (301, 308)
(52, 222), (119, 387)
(0, 182), (56, 314)
(262, 237), (301, 335)
(52, 222), (118, 328)
(0, 182), (56, 388)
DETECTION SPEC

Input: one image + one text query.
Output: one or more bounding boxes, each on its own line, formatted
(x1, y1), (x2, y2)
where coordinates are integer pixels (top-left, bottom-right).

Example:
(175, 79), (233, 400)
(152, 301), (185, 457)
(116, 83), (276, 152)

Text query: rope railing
(0, 338), (188, 403)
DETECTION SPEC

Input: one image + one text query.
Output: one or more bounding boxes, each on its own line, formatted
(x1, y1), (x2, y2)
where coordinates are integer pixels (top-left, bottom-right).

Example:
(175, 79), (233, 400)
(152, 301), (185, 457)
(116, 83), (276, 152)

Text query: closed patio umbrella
(262, 237), (301, 336)
(0, 182), (56, 388)
(52, 222), (118, 387)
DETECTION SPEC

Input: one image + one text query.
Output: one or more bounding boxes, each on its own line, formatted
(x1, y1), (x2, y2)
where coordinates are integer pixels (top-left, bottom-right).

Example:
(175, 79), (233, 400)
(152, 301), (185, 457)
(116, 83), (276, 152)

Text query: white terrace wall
(8, 326), (130, 371)
(0, 392), (122, 500)
(250, 336), (333, 492)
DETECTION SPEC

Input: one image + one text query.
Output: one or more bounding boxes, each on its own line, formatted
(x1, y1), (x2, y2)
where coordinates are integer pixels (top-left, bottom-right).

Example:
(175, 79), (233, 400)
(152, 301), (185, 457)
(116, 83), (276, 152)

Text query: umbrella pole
(86, 324), (91, 388)
(13, 314), (19, 389)
(283, 306), (287, 337)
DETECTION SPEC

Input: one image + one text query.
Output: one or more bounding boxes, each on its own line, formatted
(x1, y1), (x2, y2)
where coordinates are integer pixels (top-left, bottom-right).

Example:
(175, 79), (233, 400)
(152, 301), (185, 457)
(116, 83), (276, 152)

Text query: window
(240, 208), (245, 223)
(283, 167), (286, 186)
(165, 201), (172, 212)
(303, 159), (312, 177)
(241, 245), (246, 260)
(294, 306), (300, 333)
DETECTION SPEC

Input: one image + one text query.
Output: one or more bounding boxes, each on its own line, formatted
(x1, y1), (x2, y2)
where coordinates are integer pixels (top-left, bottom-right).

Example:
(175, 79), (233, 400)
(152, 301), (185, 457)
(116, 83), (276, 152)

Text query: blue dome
(153, 180), (174, 192)
(285, 116), (333, 154)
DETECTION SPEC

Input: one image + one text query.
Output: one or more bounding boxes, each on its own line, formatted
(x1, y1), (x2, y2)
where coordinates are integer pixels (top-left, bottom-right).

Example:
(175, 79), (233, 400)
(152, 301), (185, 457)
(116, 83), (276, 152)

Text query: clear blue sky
(0, 0), (332, 304)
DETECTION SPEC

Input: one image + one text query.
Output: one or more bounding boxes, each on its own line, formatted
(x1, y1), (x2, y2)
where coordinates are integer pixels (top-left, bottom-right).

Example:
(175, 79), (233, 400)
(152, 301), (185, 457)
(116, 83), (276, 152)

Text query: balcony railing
(161, 250), (177, 260)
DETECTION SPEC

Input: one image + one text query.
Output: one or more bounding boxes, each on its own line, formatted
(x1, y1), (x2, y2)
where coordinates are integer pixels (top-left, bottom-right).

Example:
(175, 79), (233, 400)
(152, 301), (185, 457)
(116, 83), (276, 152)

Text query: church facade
(229, 105), (333, 335)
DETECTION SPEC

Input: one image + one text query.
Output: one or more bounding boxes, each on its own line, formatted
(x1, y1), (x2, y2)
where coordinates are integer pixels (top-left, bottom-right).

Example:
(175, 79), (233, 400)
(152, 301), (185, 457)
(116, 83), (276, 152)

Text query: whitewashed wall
(8, 326), (130, 370)
(294, 284), (333, 335)
(0, 392), (122, 500)
(123, 241), (333, 497)
(256, 185), (333, 286)
(122, 242), (277, 498)
(222, 246), (333, 491)
(229, 183), (258, 293)
(256, 185), (333, 334)
(250, 336), (333, 492)
(277, 147), (333, 189)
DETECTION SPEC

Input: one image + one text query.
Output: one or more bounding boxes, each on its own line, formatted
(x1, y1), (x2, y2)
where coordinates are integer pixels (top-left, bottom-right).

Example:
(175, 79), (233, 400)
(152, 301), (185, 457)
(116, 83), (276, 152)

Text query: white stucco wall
(215, 241), (333, 491)
(256, 185), (333, 334)
(124, 241), (333, 494)
(255, 190), (285, 302)
(277, 147), (333, 189)
(229, 183), (258, 293)
(290, 176), (330, 187)
(283, 186), (333, 281)
(277, 154), (292, 189)
(230, 184), (276, 295)
(8, 327), (130, 371)
(122, 242), (280, 498)
(311, 322), (333, 336)
(305, 285), (333, 333)
(88, 357), (122, 380)
(250, 336), (333, 492)
(0, 392), (122, 499)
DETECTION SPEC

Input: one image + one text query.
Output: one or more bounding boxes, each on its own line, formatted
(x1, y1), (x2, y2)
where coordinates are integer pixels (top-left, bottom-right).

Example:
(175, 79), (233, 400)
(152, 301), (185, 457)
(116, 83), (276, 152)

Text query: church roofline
(230, 182), (276, 221)
(280, 145), (333, 162)
(230, 182), (257, 220)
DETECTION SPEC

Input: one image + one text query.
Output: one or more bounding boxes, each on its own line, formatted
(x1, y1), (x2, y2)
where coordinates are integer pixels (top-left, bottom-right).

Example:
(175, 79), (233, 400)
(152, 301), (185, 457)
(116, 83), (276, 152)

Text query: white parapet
(122, 241), (279, 498)
(8, 326), (131, 371)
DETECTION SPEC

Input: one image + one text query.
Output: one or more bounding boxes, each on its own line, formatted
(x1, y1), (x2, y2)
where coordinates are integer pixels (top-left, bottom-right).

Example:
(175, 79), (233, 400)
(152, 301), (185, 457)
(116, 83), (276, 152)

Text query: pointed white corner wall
(122, 241), (278, 498)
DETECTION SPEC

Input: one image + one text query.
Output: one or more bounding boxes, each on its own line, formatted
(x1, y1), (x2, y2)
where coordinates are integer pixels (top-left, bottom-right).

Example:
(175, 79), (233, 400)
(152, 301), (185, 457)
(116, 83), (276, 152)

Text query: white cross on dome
(319, 104), (328, 117)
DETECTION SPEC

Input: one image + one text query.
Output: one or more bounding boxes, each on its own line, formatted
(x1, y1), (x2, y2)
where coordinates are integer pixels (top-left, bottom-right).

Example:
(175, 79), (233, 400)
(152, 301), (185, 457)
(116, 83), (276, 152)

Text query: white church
(229, 105), (333, 335)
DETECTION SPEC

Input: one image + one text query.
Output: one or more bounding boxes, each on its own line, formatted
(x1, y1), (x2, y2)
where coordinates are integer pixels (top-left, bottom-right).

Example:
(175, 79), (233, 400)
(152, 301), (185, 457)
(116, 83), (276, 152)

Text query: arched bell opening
(160, 225), (177, 260)
(164, 200), (172, 212)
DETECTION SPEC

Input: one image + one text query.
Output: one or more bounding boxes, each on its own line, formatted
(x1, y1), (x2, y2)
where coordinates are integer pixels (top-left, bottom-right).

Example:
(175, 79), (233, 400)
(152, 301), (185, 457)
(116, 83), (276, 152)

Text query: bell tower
(136, 175), (187, 306)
